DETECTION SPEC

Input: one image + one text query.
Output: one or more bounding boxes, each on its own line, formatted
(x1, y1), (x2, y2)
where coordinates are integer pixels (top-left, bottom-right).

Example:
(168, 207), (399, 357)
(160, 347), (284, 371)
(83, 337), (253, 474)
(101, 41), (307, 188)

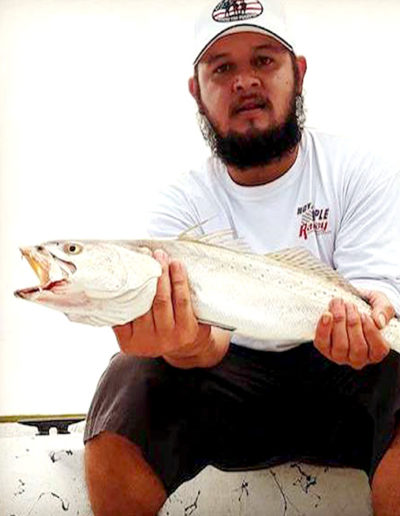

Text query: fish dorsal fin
(179, 226), (251, 253)
(266, 247), (362, 298)
(178, 217), (216, 239)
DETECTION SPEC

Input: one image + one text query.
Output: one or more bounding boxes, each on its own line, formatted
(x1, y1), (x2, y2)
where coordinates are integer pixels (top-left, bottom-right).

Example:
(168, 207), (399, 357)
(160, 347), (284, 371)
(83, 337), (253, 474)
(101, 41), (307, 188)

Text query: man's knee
(390, 419), (400, 447)
(84, 431), (167, 516)
(85, 431), (143, 491)
(85, 431), (141, 467)
(371, 420), (400, 490)
(380, 419), (400, 461)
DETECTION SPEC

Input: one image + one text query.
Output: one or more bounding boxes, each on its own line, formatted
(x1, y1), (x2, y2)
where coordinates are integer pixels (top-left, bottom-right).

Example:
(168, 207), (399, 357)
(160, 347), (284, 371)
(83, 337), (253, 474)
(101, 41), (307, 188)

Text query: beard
(197, 89), (306, 171)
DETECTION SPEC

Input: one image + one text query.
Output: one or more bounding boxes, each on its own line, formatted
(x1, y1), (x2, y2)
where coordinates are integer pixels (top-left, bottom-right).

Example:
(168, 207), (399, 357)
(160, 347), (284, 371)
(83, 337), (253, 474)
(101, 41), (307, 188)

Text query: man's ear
(295, 56), (307, 94)
(189, 75), (205, 114)
(188, 76), (199, 101)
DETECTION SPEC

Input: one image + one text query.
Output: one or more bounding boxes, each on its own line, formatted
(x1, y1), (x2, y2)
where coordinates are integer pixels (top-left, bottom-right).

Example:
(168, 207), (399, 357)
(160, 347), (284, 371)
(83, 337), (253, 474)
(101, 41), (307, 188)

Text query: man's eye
(214, 63), (231, 74)
(255, 56), (273, 67)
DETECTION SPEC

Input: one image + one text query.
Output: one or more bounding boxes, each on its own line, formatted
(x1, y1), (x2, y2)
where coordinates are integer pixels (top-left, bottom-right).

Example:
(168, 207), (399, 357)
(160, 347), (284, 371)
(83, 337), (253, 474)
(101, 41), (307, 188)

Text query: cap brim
(193, 24), (294, 66)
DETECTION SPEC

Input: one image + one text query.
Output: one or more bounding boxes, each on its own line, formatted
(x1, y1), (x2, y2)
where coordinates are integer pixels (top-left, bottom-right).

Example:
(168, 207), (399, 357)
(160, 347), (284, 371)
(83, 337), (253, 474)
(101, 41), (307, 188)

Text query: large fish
(14, 231), (400, 353)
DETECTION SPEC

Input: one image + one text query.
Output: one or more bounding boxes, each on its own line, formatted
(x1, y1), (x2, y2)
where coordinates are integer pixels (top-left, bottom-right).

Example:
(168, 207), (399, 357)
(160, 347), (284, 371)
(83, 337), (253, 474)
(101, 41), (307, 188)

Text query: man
(83, 1), (400, 515)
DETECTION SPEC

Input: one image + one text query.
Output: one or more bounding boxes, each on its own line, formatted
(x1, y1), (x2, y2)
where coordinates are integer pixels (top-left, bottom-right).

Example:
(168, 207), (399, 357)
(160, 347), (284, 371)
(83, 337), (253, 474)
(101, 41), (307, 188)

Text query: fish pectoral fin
(197, 318), (237, 332)
(265, 247), (362, 298)
(65, 310), (127, 327)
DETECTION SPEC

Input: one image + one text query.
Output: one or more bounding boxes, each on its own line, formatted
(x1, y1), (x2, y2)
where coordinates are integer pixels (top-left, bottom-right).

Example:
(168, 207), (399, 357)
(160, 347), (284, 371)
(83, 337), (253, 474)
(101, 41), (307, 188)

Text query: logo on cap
(212, 0), (263, 23)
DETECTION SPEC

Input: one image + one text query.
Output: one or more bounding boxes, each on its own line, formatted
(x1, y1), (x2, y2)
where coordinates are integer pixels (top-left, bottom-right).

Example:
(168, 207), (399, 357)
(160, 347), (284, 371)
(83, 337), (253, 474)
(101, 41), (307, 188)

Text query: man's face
(189, 32), (307, 169)
(193, 32), (304, 136)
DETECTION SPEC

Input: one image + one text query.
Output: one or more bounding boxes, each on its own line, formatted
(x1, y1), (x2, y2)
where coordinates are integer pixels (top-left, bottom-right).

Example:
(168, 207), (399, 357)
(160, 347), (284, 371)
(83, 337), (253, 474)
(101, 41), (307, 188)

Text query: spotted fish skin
(14, 233), (400, 353)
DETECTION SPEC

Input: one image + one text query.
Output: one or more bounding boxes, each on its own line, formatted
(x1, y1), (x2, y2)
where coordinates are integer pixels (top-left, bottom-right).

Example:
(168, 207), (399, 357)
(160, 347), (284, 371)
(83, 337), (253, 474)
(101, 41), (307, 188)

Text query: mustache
(197, 92), (305, 170)
(230, 95), (272, 116)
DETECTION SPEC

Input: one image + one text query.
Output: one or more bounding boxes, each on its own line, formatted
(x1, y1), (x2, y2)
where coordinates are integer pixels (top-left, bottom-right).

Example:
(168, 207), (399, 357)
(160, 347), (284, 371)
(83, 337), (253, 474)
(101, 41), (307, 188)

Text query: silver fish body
(14, 234), (400, 353)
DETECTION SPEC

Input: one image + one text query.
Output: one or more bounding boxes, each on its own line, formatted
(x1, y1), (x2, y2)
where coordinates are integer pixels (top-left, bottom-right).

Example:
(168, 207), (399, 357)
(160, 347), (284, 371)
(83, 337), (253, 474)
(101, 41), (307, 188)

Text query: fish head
(15, 242), (81, 309)
(15, 241), (162, 320)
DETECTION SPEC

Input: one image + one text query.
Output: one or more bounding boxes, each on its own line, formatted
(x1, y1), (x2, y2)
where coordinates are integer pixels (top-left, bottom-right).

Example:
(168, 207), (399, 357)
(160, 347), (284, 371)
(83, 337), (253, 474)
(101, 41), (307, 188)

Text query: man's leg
(371, 421), (400, 516)
(84, 431), (167, 516)
(81, 345), (309, 516)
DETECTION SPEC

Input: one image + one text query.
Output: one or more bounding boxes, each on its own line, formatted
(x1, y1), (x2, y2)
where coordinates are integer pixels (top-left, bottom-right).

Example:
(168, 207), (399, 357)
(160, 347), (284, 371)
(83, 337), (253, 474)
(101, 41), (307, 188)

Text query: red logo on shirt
(297, 202), (330, 240)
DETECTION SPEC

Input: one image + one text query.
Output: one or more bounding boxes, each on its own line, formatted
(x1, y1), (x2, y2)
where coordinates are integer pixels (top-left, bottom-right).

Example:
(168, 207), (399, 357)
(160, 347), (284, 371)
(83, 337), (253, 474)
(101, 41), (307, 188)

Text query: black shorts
(83, 342), (400, 496)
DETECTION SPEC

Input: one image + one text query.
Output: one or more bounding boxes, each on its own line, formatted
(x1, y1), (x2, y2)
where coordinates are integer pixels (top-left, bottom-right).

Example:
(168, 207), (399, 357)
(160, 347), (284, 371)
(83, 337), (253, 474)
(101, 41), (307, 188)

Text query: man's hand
(113, 249), (230, 369)
(314, 290), (394, 369)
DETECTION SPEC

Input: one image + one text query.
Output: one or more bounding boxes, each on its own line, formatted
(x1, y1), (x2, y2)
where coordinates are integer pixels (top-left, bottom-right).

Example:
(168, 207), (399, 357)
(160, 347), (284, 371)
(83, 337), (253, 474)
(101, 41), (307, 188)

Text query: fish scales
(14, 234), (400, 353)
(139, 239), (374, 342)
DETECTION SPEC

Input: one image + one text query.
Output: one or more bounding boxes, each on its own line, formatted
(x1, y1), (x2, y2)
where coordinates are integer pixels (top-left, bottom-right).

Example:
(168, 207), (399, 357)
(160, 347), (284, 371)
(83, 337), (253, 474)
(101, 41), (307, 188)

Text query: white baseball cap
(193, 0), (294, 66)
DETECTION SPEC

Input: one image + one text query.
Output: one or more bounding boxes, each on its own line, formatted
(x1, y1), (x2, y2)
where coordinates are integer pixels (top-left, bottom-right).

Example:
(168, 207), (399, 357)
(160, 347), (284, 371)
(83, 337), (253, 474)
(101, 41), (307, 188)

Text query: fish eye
(63, 243), (83, 255)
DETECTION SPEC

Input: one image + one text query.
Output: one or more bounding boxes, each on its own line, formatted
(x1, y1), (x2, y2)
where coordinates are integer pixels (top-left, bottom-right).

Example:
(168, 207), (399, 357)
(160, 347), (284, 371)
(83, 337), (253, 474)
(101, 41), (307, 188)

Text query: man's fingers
(330, 298), (349, 363)
(170, 260), (197, 334)
(372, 302), (395, 331)
(315, 292), (394, 369)
(361, 313), (390, 363)
(314, 312), (333, 358)
(152, 250), (175, 332)
(361, 290), (395, 330)
(345, 303), (368, 369)
(359, 290), (393, 363)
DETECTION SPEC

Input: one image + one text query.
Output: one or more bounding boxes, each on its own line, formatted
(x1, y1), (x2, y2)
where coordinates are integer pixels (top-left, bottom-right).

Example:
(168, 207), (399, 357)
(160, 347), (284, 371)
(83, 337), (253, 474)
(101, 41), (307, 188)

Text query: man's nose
(232, 72), (262, 92)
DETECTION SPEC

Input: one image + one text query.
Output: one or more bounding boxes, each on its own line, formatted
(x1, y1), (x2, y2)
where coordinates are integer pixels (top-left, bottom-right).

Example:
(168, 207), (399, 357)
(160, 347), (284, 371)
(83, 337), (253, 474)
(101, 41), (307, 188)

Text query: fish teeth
(20, 248), (49, 286)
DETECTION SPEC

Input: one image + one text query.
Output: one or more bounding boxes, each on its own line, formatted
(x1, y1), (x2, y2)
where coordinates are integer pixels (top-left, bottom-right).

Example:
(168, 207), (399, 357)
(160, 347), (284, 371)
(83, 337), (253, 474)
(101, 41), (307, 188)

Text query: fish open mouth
(14, 247), (76, 299)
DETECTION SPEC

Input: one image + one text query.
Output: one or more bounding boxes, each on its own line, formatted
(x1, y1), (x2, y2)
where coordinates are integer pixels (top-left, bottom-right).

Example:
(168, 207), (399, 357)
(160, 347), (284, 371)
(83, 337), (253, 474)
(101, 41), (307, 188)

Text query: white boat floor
(0, 422), (372, 516)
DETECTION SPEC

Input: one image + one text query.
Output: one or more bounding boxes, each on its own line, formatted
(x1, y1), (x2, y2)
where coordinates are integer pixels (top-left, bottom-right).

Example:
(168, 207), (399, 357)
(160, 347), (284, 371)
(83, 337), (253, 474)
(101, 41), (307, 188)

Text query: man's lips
(233, 100), (268, 115)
